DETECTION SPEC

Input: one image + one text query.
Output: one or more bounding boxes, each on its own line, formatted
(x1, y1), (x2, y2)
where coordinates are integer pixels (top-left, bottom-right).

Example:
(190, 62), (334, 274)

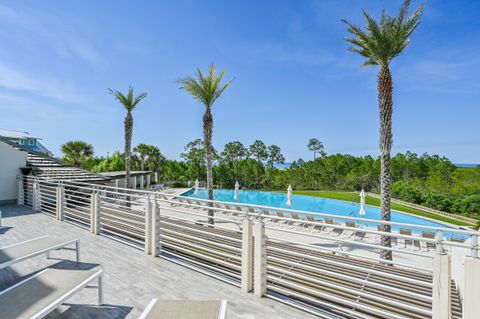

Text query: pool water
(184, 189), (460, 235)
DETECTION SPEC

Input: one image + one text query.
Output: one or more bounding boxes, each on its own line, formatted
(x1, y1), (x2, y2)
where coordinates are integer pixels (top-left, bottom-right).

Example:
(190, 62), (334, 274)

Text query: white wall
(0, 142), (27, 202)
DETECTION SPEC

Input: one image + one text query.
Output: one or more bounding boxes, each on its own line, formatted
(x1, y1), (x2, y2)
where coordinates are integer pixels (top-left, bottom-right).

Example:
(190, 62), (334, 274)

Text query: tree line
(61, 139), (480, 219)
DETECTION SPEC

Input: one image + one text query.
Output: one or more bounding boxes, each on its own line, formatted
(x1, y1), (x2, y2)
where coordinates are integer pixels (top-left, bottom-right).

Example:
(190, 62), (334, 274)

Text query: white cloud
(0, 63), (84, 104)
(0, 4), (104, 67)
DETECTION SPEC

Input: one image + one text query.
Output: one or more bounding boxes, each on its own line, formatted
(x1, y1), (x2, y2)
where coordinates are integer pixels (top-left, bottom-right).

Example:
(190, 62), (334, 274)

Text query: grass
(293, 190), (474, 227)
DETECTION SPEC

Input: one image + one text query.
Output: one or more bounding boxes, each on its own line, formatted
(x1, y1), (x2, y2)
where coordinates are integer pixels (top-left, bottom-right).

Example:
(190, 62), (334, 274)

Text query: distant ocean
(455, 164), (479, 168)
(273, 162), (478, 169)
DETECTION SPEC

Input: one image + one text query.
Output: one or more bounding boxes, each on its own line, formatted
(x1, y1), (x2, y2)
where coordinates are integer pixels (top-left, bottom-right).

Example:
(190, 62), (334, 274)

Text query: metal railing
(16, 175), (480, 319)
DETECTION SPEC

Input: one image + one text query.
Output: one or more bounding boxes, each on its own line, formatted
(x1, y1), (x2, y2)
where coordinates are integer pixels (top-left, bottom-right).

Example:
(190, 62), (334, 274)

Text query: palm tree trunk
(203, 106), (214, 224)
(125, 112), (133, 207)
(378, 65), (393, 262)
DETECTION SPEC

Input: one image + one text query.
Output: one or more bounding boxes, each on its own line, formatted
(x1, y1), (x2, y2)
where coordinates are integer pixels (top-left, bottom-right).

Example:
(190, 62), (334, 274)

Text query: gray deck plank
(0, 204), (318, 319)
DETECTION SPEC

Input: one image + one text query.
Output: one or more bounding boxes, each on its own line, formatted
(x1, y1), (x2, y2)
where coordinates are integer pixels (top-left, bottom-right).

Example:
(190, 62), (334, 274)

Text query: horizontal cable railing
(16, 175), (479, 319)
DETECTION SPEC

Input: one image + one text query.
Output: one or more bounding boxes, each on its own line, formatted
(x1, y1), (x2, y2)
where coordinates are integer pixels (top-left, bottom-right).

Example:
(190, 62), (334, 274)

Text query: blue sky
(0, 0), (478, 163)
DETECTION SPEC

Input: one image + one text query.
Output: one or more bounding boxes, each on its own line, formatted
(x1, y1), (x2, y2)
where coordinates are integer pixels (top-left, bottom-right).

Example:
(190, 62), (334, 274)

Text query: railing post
(16, 176), (23, 206)
(436, 230), (444, 254)
(241, 218), (254, 293)
(146, 174), (151, 189)
(140, 175), (145, 190)
(144, 195), (152, 254)
(90, 192), (100, 234)
(151, 195), (161, 257)
(32, 180), (39, 212)
(432, 252), (451, 319)
(463, 255), (480, 319)
(253, 219), (267, 297)
(56, 183), (64, 221)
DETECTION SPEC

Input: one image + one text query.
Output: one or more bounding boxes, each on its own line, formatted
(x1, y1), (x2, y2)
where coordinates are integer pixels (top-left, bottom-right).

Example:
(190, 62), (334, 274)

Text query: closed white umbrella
(286, 184), (293, 208)
(359, 189), (367, 216)
(194, 178), (199, 195)
(234, 181), (240, 201)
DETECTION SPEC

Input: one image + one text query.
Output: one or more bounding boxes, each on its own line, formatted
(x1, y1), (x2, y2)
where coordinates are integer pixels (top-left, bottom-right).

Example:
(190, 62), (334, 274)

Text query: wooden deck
(0, 204), (318, 319)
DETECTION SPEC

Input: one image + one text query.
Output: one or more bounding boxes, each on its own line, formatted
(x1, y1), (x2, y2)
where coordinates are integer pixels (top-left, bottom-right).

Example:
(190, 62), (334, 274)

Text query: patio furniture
(305, 216), (323, 232)
(290, 214), (305, 229)
(0, 268), (103, 319)
(420, 231), (436, 251)
(397, 228), (413, 248)
(323, 218), (340, 235)
(0, 235), (80, 270)
(139, 299), (227, 319)
(342, 222), (357, 238)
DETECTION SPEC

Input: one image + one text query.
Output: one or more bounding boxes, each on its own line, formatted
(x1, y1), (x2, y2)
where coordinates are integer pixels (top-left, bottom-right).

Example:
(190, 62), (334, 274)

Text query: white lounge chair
(420, 231), (436, 251)
(397, 228), (413, 248)
(139, 299), (227, 319)
(0, 235), (80, 269)
(0, 268), (103, 319)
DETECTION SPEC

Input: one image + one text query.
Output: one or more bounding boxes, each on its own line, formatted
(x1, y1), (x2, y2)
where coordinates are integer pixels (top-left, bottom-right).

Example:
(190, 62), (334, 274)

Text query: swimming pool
(183, 189), (460, 234)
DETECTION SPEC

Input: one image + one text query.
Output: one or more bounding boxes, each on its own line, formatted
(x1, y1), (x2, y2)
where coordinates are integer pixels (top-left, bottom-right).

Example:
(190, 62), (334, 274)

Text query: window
(28, 139), (35, 146)
(19, 139), (24, 145)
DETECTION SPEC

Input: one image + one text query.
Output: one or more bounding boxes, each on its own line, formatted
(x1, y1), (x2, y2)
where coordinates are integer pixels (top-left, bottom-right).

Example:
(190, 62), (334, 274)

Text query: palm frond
(342, 0), (424, 67)
(109, 86), (147, 112)
(178, 64), (233, 108)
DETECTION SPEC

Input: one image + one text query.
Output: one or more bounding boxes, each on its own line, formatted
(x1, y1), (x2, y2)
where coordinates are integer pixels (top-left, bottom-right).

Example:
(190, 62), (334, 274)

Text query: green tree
(109, 86), (148, 189)
(133, 143), (151, 171)
(307, 138), (326, 160)
(221, 141), (247, 182)
(61, 141), (94, 167)
(178, 65), (233, 224)
(342, 0), (424, 261)
(181, 139), (207, 180)
(249, 140), (268, 188)
(267, 145), (285, 188)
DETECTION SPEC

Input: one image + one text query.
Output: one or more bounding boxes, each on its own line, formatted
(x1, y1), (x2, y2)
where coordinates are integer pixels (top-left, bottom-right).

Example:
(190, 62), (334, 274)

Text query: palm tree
(342, 0), (423, 261)
(178, 65), (234, 224)
(109, 86), (148, 190)
(61, 141), (94, 167)
(133, 143), (151, 171)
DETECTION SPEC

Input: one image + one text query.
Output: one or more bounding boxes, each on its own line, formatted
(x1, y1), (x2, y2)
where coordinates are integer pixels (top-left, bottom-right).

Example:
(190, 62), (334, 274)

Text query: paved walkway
(0, 204), (318, 319)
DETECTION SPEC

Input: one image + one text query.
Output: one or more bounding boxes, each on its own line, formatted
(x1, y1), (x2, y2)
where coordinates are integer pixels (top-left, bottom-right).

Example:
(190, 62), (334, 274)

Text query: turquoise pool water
(184, 189), (460, 234)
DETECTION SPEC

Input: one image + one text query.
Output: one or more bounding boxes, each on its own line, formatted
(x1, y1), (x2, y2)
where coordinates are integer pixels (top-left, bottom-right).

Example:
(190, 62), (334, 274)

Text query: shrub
(422, 192), (455, 212)
(453, 195), (480, 217)
(392, 182), (423, 204)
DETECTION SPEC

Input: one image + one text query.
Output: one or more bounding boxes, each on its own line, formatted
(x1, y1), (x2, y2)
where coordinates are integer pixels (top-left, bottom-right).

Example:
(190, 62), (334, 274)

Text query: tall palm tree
(61, 140), (94, 167)
(342, 0), (423, 261)
(178, 65), (234, 224)
(109, 86), (148, 189)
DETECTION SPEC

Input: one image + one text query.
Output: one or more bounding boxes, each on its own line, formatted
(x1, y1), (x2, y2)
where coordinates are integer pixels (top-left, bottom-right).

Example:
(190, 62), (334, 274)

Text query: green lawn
(293, 191), (473, 227)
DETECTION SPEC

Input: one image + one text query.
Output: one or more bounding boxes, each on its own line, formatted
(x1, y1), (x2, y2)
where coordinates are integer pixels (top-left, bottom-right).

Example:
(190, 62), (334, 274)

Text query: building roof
(0, 137), (110, 183)
(0, 128), (40, 140)
(98, 171), (152, 178)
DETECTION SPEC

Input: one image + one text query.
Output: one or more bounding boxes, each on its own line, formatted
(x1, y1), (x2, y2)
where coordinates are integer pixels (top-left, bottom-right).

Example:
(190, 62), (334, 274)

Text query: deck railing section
(16, 175), (480, 319)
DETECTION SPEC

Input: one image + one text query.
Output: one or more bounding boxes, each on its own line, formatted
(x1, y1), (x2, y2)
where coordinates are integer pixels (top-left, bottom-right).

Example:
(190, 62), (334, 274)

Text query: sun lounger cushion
(0, 268), (102, 319)
(140, 299), (227, 319)
(0, 236), (79, 269)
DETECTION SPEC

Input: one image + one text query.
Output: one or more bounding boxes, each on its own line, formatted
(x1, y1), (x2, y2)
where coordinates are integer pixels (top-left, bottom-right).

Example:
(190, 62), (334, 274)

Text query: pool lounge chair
(342, 222), (357, 238)
(290, 214), (305, 229)
(305, 216), (324, 232)
(397, 228), (413, 248)
(0, 235), (80, 269)
(420, 231), (436, 251)
(139, 299), (227, 319)
(323, 218), (341, 235)
(0, 268), (103, 319)
(274, 212), (289, 226)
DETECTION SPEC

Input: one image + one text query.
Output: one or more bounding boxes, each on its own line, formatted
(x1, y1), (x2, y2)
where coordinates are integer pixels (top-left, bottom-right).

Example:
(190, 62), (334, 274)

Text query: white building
(0, 139), (27, 203)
